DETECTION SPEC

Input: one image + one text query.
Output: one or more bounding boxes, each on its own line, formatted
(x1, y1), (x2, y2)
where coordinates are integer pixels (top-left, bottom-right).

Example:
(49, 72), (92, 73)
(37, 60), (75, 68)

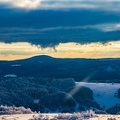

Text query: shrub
(95, 109), (107, 114)
(66, 86), (94, 101)
(0, 105), (33, 115)
(107, 118), (116, 120)
(29, 110), (95, 120)
(27, 88), (49, 99)
(106, 104), (120, 114)
(50, 78), (75, 91)
(65, 86), (100, 109)
(40, 92), (76, 112)
(117, 88), (120, 99)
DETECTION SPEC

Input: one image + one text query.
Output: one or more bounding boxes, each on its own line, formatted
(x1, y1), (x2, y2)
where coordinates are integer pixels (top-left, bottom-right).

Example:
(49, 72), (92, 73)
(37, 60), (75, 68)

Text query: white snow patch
(76, 82), (120, 108)
(4, 74), (17, 78)
(33, 99), (39, 104)
(0, 114), (120, 120)
(11, 64), (21, 67)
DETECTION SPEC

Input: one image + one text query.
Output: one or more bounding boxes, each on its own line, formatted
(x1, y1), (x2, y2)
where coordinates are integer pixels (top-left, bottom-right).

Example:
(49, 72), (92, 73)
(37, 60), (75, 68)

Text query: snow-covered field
(77, 82), (120, 108)
(90, 115), (120, 120)
(0, 114), (34, 120)
(0, 114), (120, 120)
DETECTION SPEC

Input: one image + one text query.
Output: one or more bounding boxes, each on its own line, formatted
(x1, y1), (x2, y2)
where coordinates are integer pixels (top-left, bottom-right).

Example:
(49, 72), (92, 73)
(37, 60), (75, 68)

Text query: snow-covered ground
(0, 114), (120, 120)
(0, 114), (35, 120)
(11, 64), (21, 67)
(77, 82), (120, 108)
(90, 115), (120, 120)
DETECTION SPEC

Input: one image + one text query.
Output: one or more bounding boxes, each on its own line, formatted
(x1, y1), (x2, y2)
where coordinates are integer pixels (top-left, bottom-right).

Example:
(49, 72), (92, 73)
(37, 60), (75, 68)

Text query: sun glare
(14, 0), (42, 9)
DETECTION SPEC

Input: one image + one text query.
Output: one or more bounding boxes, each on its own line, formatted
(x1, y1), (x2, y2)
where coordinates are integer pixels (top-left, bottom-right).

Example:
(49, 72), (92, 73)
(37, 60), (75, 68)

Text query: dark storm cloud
(0, 7), (120, 47)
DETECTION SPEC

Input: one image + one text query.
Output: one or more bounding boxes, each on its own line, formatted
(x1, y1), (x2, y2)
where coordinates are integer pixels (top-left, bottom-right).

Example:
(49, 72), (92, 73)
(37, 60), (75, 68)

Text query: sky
(0, 0), (120, 60)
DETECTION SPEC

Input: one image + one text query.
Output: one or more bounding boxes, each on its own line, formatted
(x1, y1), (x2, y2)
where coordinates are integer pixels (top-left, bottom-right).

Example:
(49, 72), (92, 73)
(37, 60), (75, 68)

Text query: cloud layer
(0, 8), (120, 47)
(0, 22), (120, 47)
(1, 0), (120, 11)
(0, 1), (120, 60)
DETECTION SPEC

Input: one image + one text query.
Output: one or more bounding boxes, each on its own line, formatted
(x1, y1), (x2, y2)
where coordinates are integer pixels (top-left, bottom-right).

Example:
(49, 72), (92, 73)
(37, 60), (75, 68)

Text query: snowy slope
(77, 82), (120, 108)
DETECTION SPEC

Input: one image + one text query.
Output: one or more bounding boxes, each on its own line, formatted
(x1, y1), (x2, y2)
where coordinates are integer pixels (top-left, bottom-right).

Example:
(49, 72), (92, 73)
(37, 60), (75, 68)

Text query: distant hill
(0, 55), (120, 83)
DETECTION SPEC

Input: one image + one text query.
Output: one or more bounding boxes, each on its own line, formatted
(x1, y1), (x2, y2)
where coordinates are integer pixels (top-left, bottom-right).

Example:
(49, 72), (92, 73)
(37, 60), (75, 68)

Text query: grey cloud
(0, 5), (120, 47)
(0, 0), (120, 11)
(0, 23), (120, 47)
(1, 23), (120, 33)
